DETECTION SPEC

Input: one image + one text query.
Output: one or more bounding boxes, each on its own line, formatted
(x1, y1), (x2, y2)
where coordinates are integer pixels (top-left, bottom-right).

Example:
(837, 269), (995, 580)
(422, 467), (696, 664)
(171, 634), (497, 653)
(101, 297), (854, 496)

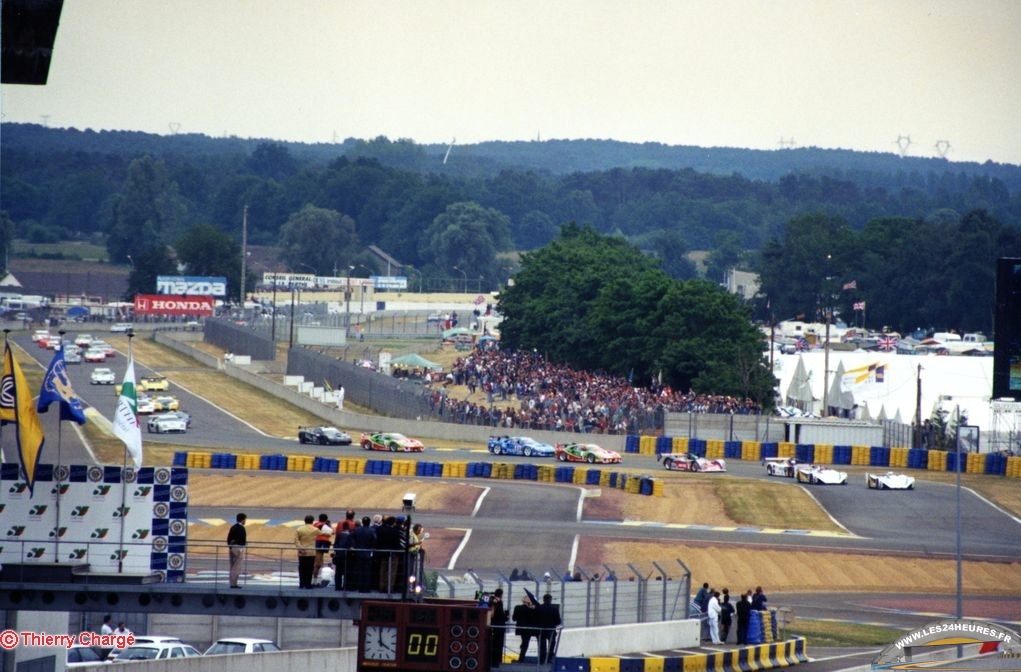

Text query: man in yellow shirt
(294, 515), (318, 589)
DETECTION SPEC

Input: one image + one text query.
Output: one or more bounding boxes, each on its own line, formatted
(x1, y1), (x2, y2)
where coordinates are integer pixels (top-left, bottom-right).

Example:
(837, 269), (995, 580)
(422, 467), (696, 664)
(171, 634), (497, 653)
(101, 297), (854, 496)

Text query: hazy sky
(3, 0), (1020, 165)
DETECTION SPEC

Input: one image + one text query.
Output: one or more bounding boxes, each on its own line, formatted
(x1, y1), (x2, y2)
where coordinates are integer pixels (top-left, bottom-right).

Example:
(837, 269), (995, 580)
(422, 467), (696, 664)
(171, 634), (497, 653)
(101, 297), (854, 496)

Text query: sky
(3, 0), (1020, 165)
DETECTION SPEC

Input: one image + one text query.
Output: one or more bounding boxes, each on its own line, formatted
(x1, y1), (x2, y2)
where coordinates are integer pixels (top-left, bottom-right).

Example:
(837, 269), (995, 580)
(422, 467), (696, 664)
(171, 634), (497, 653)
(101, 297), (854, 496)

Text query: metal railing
(2, 538), (691, 629)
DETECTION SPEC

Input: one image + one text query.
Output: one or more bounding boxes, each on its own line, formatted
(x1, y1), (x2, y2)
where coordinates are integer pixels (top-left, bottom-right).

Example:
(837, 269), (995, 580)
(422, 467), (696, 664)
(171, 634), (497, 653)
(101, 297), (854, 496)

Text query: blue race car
(487, 435), (556, 458)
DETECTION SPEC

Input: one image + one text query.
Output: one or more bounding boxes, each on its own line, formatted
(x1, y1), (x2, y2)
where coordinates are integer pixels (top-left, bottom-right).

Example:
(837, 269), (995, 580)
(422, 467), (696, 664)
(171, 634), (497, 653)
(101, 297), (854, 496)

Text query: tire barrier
(171, 433), (1020, 489)
(554, 636), (807, 672)
(173, 451), (664, 495)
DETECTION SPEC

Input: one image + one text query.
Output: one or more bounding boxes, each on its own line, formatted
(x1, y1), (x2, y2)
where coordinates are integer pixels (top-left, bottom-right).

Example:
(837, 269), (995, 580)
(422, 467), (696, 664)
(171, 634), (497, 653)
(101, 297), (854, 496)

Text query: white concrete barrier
(558, 618), (699, 656)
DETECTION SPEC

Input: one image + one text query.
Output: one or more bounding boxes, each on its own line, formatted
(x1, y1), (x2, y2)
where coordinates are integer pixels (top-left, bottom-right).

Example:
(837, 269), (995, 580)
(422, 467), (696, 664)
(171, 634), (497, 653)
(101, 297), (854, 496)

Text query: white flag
(112, 356), (143, 468)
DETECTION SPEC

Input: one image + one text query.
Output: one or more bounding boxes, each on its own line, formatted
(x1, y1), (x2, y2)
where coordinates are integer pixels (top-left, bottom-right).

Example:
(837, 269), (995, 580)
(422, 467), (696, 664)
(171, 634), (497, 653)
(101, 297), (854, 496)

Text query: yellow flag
(1, 340), (46, 494)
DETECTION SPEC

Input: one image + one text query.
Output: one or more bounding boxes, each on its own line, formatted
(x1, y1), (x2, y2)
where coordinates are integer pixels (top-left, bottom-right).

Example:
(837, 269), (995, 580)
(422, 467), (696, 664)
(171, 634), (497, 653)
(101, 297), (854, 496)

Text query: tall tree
(175, 223), (243, 301)
(106, 156), (188, 263)
(499, 225), (774, 403)
(422, 202), (512, 291)
(756, 213), (856, 323)
(125, 245), (176, 300)
(0, 211), (13, 274)
(277, 204), (358, 277)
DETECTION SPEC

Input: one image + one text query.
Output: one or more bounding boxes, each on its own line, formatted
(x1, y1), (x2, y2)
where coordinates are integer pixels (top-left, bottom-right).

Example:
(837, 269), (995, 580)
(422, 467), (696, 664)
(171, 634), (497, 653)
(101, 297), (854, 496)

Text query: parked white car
(90, 367), (116, 384)
(204, 637), (282, 655)
(107, 636), (190, 662)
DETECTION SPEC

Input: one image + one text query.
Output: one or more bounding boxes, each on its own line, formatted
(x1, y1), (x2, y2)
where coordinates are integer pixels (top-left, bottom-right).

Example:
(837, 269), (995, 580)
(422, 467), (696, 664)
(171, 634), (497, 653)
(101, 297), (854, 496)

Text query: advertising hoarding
(156, 276), (227, 297)
(134, 294), (214, 316)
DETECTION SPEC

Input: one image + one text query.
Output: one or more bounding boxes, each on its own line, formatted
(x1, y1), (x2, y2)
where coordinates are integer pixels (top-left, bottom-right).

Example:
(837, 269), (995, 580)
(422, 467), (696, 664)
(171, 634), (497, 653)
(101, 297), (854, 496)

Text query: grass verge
(786, 618), (902, 647)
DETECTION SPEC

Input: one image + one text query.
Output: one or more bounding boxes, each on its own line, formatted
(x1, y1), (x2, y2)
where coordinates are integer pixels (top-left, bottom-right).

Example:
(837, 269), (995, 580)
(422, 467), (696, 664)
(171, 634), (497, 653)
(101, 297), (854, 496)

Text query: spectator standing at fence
(720, 593), (735, 643)
(736, 590), (752, 645)
(694, 582), (710, 641)
(348, 516), (376, 592)
(513, 594), (538, 661)
(751, 585), (768, 610)
(312, 513), (333, 584)
(294, 515), (318, 589)
(489, 588), (509, 668)
(226, 512), (247, 588)
(536, 593), (562, 665)
(707, 590), (723, 644)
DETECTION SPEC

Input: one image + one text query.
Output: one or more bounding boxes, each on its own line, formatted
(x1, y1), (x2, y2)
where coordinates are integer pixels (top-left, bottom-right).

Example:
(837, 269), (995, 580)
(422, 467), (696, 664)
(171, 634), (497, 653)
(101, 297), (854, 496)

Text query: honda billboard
(134, 294), (214, 316)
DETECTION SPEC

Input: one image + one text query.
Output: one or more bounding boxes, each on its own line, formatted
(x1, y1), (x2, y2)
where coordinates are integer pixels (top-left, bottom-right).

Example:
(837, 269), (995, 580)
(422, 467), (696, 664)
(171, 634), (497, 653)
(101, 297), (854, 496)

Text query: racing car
(299, 425), (353, 445)
(360, 431), (425, 452)
(657, 452), (726, 472)
(763, 456), (798, 477)
(487, 436), (556, 458)
(866, 471), (915, 490)
(794, 464), (848, 485)
(554, 442), (622, 464)
(147, 413), (188, 434)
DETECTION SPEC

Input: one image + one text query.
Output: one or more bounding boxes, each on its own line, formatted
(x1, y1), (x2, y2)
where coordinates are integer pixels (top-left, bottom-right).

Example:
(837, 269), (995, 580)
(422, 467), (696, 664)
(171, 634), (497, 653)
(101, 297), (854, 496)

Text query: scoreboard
(358, 599), (491, 672)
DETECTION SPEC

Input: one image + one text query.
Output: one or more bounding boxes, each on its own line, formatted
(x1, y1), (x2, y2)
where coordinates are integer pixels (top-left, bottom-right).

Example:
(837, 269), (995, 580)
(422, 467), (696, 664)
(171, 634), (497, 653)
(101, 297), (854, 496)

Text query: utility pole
(240, 205), (248, 309)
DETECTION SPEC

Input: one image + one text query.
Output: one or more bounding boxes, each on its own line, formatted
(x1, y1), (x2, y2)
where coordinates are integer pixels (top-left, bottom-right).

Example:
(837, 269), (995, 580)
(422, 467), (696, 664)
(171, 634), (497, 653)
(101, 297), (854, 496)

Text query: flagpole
(117, 330), (135, 574)
(55, 329), (66, 564)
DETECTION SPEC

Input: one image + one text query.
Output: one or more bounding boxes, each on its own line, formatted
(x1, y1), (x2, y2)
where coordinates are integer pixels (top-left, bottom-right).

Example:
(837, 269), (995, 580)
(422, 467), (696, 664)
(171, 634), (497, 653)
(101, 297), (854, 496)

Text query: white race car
(763, 456), (797, 477)
(866, 471), (915, 490)
(657, 452), (726, 472)
(147, 412), (188, 434)
(795, 464), (848, 485)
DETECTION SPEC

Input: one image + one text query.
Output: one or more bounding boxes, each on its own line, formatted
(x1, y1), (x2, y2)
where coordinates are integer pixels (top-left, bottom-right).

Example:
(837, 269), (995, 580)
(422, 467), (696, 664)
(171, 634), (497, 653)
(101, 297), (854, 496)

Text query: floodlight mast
(895, 134), (912, 157)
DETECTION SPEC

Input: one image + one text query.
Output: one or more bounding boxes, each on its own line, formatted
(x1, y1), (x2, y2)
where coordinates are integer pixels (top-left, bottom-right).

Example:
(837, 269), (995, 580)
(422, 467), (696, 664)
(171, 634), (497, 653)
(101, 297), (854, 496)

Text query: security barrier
(172, 451), (664, 494)
(172, 434), (1019, 483)
(553, 637), (807, 672)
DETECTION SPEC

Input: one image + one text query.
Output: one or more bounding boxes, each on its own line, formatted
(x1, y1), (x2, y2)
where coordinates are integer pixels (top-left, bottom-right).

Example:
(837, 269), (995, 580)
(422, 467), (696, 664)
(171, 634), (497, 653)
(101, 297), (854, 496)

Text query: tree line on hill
(1, 124), (1019, 336)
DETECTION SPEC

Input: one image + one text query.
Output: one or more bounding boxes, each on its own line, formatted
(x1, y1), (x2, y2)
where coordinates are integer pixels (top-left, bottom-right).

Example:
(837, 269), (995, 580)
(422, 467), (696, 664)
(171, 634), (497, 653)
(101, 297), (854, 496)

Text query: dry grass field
(48, 337), (1021, 595)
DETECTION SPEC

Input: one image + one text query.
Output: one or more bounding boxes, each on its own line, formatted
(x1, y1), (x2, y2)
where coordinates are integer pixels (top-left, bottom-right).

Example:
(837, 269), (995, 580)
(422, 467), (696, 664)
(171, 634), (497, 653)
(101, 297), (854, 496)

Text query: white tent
(784, 355), (815, 412)
(773, 351), (995, 430)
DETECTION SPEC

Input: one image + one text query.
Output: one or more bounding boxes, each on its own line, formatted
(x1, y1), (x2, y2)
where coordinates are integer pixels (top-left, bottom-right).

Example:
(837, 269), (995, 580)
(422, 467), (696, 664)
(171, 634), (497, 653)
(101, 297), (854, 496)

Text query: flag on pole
(112, 356), (143, 468)
(853, 301), (866, 311)
(842, 280), (857, 291)
(38, 343), (88, 424)
(0, 339), (47, 494)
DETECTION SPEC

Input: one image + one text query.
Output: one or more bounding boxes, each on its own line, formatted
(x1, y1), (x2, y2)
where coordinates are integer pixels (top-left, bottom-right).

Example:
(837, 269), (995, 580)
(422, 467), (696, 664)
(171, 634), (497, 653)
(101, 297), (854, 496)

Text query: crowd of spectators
(424, 348), (762, 434)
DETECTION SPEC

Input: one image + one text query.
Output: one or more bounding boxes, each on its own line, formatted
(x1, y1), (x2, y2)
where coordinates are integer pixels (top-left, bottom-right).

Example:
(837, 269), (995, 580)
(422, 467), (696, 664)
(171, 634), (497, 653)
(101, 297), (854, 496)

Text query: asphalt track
(11, 335), (1021, 646)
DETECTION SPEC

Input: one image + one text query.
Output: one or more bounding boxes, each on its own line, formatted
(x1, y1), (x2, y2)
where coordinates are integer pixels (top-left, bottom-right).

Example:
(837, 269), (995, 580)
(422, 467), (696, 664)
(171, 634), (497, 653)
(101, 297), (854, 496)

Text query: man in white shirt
(707, 591), (723, 644)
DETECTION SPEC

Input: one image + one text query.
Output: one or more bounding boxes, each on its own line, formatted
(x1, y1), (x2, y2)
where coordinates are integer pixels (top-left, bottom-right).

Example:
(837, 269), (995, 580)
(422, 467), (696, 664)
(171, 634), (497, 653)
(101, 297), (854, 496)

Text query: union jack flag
(795, 337), (810, 351)
(853, 301), (866, 311)
(878, 336), (898, 351)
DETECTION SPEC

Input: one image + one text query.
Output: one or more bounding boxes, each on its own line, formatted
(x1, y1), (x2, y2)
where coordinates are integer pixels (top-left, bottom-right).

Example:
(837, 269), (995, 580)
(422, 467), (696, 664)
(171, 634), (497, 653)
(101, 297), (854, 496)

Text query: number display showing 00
(407, 632), (439, 656)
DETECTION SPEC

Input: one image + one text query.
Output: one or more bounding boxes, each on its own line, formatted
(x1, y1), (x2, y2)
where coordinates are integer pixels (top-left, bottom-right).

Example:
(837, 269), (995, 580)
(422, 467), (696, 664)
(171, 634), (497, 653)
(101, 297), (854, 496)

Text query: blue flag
(37, 345), (88, 425)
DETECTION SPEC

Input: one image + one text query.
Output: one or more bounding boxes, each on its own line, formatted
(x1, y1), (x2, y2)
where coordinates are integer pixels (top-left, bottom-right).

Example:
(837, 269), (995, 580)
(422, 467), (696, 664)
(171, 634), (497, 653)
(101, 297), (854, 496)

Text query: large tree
(499, 224), (775, 403)
(422, 202), (512, 291)
(106, 156), (188, 263)
(176, 223), (243, 301)
(277, 204), (359, 277)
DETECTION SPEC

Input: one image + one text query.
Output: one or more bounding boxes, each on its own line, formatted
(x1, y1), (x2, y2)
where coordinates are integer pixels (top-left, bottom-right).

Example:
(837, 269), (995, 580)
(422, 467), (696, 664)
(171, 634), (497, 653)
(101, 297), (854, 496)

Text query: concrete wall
(557, 618), (698, 657)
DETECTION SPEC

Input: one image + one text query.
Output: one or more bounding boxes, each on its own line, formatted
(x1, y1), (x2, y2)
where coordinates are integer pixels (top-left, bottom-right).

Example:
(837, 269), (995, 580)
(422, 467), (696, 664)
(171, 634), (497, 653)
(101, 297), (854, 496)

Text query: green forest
(2, 123), (1020, 336)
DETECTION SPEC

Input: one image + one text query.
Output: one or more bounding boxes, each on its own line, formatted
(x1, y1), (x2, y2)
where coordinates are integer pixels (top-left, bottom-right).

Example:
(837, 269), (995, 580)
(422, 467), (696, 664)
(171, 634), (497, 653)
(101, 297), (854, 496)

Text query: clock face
(363, 625), (398, 661)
